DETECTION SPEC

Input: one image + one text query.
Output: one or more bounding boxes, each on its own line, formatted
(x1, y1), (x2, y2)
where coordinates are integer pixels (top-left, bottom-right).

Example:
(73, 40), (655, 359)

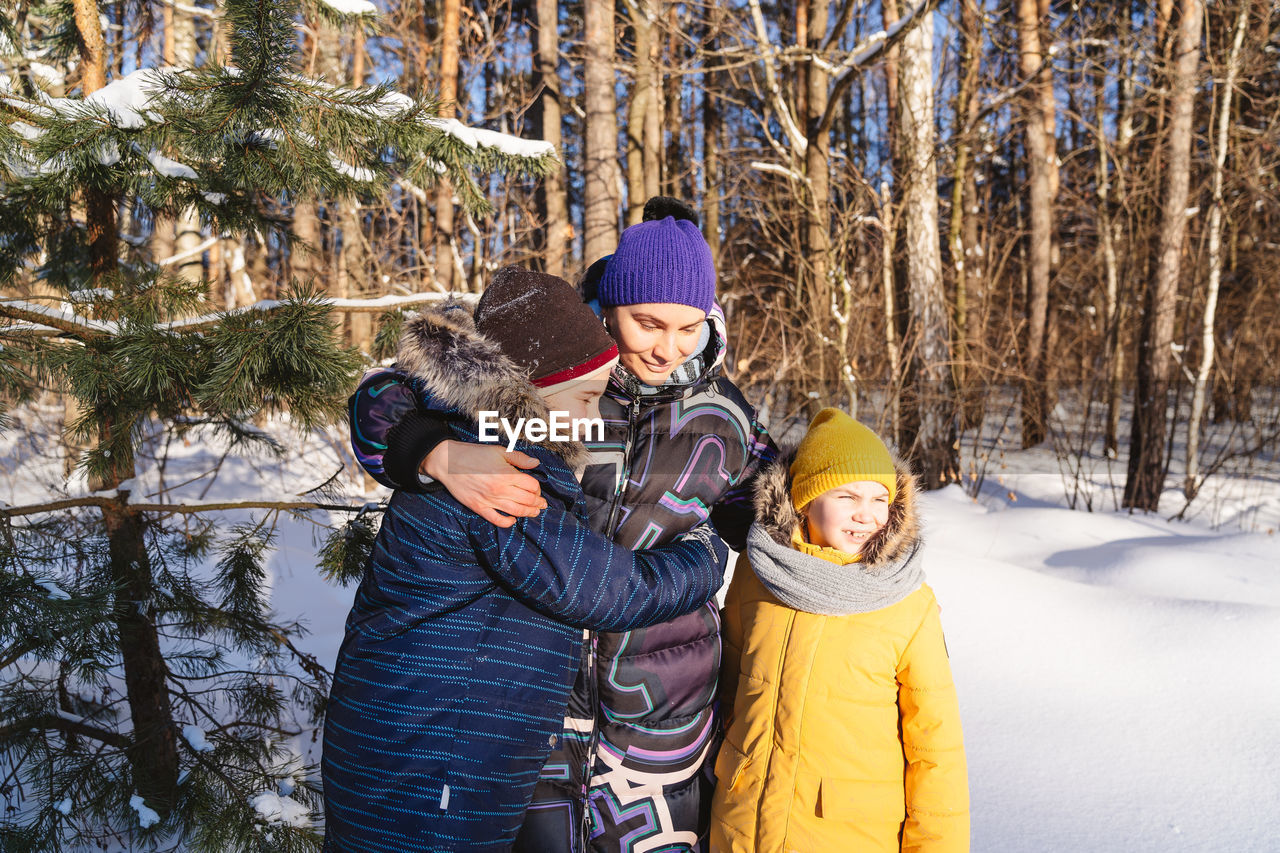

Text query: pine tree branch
(0, 641), (42, 670)
(0, 713), (130, 749)
(0, 300), (116, 337)
(164, 290), (476, 332)
(0, 323), (66, 337)
(0, 497), (383, 519)
(268, 626), (331, 683)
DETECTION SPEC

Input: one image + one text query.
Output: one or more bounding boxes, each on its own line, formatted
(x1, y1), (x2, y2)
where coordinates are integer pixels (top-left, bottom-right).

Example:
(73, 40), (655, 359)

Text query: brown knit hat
(474, 266), (618, 388)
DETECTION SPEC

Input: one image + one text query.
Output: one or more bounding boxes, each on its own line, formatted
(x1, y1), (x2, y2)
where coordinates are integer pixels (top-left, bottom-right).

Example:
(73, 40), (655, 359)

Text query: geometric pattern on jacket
(323, 303), (727, 852)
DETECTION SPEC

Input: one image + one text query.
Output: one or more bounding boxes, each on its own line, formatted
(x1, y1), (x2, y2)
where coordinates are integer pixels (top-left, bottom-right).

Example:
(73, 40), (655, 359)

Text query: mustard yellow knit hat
(789, 408), (897, 511)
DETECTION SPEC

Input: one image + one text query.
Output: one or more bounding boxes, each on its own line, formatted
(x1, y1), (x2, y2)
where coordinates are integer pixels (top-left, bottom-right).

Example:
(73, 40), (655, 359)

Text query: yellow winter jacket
(710, 453), (969, 853)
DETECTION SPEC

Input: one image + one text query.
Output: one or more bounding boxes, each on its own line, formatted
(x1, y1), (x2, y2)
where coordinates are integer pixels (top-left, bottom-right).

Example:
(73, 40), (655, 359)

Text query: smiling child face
(805, 480), (891, 554)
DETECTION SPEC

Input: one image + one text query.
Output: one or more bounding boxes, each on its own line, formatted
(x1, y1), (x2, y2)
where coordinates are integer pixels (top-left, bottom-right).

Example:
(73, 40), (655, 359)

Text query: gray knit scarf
(745, 522), (925, 616)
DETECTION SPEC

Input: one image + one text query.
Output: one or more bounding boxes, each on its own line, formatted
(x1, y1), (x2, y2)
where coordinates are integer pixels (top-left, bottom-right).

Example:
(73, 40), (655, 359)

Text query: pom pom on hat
(642, 196), (699, 226)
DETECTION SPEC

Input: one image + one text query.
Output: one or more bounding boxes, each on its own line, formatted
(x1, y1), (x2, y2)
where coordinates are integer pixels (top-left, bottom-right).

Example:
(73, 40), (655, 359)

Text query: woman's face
(805, 480), (891, 554)
(604, 303), (707, 385)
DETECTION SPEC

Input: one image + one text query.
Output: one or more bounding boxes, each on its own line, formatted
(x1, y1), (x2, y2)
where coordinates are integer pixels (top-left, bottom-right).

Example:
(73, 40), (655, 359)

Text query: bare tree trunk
(291, 202), (322, 288)
(1124, 0), (1203, 511)
(583, 0), (621, 261)
(73, 0), (180, 813)
(626, 0), (654, 226)
(662, 6), (682, 198)
(291, 27), (323, 291)
(226, 241), (258, 307)
(69, 0), (117, 478)
(803, 0), (831, 308)
(152, 1), (202, 286)
(1095, 32), (1120, 459)
(1186, 0), (1248, 499)
(534, 0), (568, 278)
(644, 22), (662, 203)
(1106, 9), (1138, 456)
(897, 7), (957, 488)
(1037, 0), (1060, 202)
(881, 182), (901, 442)
(72, 0), (114, 281)
(171, 5), (204, 291)
(1017, 0), (1054, 447)
(882, 0), (903, 445)
(702, 13), (722, 267)
(101, 494), (179, 810)
(346, 29), (373, 351)
(950, 0), (984, 430)
(434, 0), (461, 291)
(882, 0), (900, 152)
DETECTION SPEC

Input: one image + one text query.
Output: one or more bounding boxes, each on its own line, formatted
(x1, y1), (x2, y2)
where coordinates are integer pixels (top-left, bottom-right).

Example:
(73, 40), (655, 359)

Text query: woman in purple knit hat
(348, 201), (778, 852)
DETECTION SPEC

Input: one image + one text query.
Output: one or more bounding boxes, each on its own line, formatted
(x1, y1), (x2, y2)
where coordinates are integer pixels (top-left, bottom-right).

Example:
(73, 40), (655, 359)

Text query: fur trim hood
(395, 301), (591, 470)
(753, 444), (921, 570)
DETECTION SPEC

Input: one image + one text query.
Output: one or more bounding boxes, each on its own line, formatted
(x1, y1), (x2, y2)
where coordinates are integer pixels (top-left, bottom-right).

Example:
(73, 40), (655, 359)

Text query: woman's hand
(422, 441), (547, 527)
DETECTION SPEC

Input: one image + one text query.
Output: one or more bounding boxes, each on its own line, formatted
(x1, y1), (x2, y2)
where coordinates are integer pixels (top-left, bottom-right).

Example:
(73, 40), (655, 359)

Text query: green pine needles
(1, 512), (328, 852)
(0, 0), (558, 847)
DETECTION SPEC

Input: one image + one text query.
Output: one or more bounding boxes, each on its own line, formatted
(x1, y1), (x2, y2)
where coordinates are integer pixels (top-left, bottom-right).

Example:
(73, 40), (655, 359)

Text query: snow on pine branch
(84, 69), (166, 128)
(428, 117), (555, 160)
(0, 299), (118, 336)
(251, 127), (376, 182)
(337, 88), (555, 159)
(5, 67), (555, 185)
(1, 288), (478, 338)
(161, 291), (478, 333)
(315, 0), (378, 15)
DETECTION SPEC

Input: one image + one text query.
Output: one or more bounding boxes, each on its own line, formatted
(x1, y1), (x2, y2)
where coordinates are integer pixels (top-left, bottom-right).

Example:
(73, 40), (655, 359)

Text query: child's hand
(422, 441), (546, 527)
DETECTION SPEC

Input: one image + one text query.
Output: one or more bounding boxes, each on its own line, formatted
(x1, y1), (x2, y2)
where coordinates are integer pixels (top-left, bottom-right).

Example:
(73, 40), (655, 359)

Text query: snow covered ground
(3, 401), (1278, 851)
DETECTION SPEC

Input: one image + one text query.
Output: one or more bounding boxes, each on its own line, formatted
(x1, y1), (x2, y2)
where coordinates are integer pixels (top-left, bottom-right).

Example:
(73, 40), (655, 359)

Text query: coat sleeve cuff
(383, 410), (453, 491)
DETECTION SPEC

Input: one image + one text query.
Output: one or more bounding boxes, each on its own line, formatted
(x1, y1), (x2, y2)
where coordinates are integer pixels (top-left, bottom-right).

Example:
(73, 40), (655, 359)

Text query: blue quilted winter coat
(323, 304), (727, 852)
(348, 298), (776, 852)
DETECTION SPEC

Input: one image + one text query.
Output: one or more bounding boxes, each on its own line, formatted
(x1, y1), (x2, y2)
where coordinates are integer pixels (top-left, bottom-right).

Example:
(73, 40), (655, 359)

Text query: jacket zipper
(578, 631), (600, 852)
(579, 396), (642, 851)
(604, 396), (643, 537)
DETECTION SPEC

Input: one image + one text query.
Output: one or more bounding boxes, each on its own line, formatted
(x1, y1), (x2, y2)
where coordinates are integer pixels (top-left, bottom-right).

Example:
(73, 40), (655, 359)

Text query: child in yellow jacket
(710, 408), (969, 852)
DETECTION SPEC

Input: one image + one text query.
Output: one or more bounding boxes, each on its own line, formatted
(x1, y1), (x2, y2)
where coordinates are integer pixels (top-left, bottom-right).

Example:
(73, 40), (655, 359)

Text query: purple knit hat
(597, 217), (715, 313)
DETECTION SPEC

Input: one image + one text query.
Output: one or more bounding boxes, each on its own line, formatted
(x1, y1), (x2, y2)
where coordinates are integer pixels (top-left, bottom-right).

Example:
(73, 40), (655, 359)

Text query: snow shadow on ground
(1041, 532), (1280, 606)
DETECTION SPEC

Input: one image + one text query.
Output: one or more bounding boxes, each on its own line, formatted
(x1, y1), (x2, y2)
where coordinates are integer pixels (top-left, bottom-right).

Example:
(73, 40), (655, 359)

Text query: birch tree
(1124, 0), (1204, 511)
(1185, 0), (1249, 499)
(896, 5), (958, 487)
(1016, 0), (1056, 447)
